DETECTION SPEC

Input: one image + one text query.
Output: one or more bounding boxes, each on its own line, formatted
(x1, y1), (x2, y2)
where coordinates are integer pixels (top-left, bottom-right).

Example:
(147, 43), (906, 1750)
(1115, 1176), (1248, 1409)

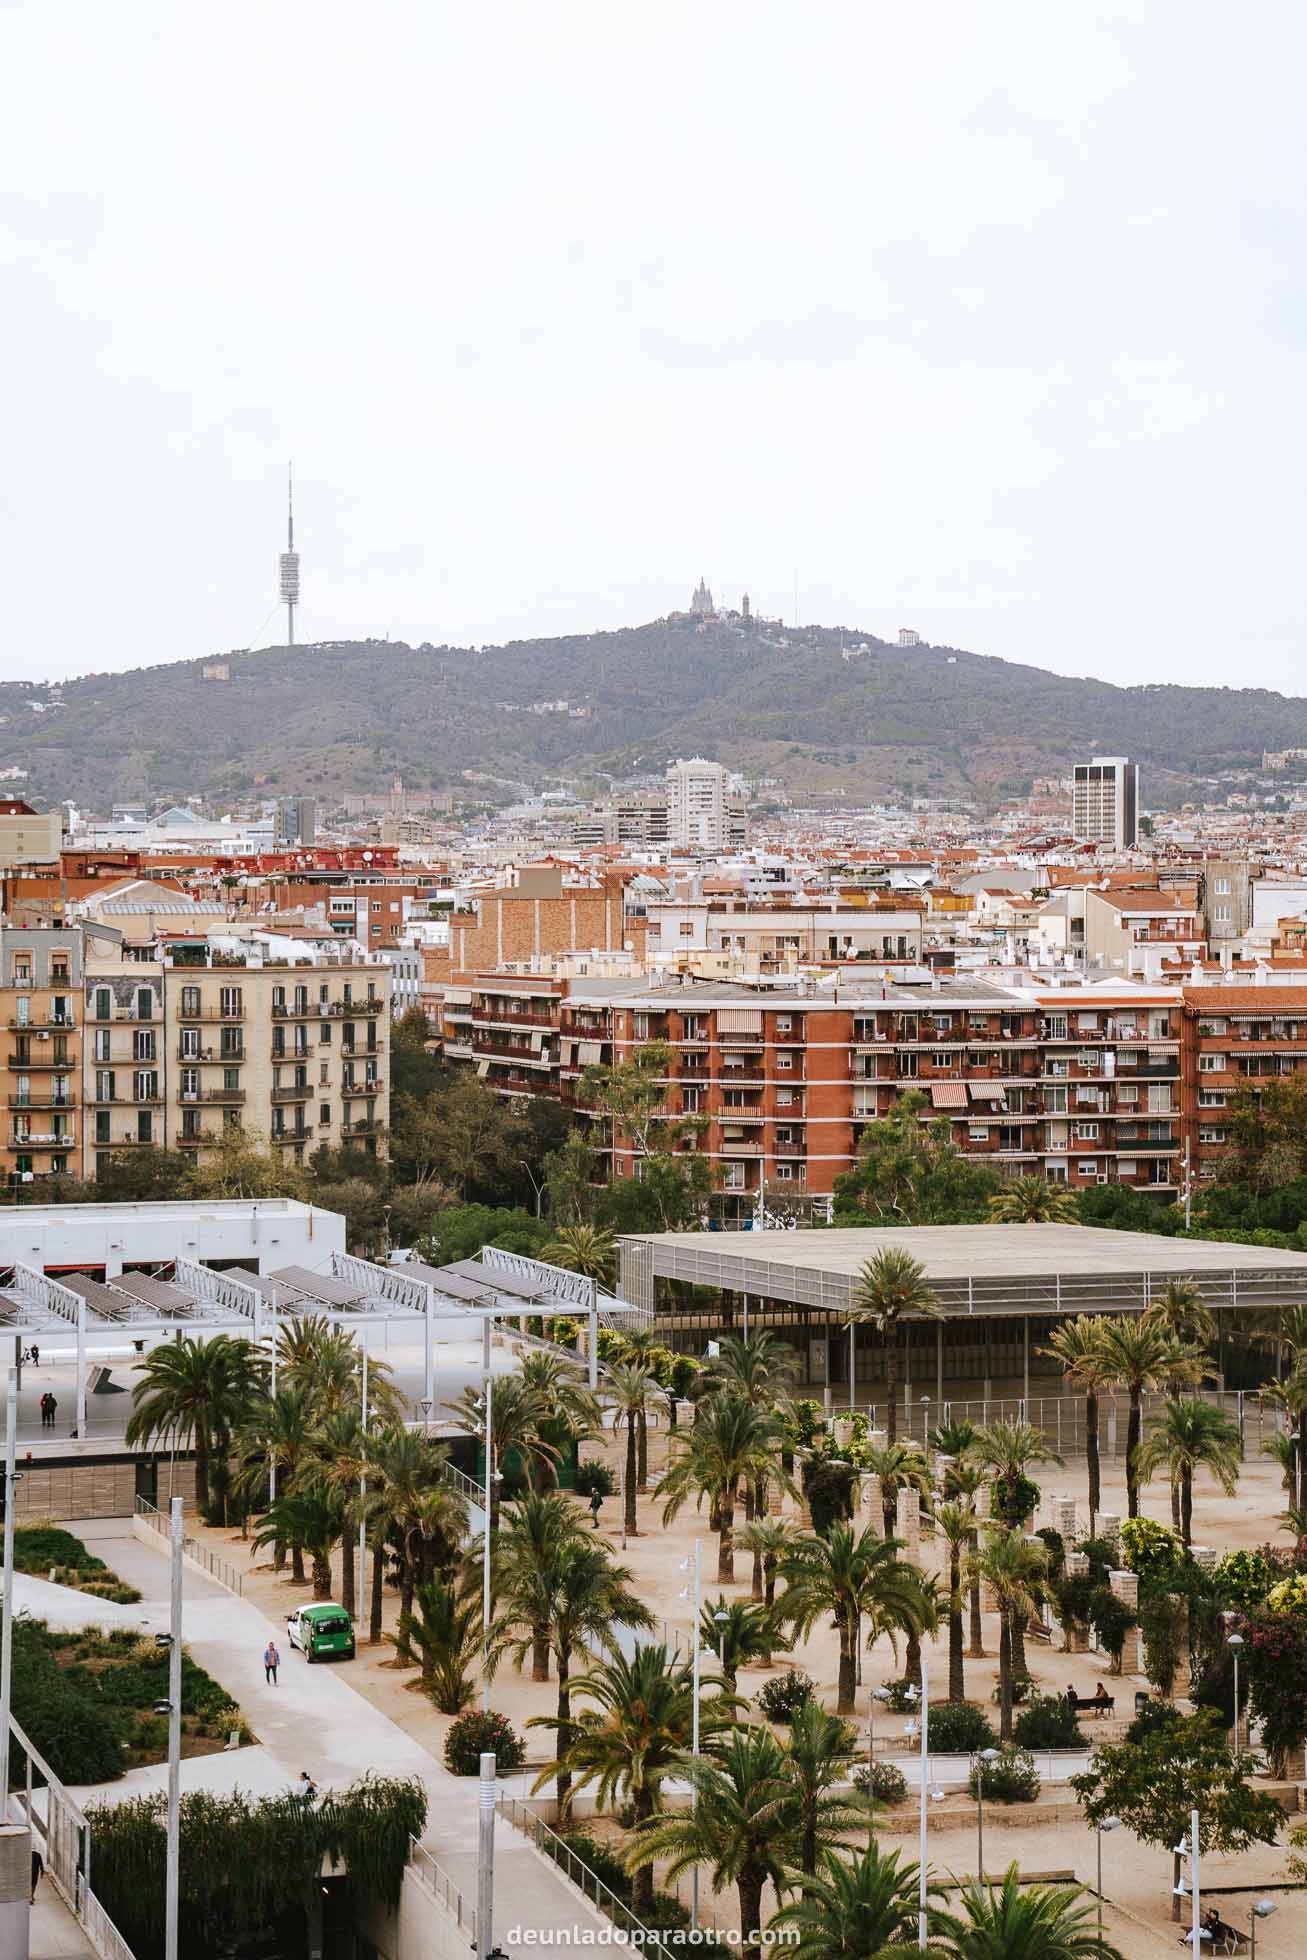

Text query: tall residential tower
(1072, 755), (1139, 850)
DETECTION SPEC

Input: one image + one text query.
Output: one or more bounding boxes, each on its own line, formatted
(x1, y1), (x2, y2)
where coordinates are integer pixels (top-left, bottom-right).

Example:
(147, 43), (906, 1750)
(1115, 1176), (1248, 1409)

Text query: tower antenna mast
(279, 462), (300, 647)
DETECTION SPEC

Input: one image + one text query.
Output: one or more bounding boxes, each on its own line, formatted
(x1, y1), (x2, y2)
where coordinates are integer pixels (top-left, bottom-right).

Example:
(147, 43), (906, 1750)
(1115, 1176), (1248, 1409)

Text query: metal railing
(409, 1838), (477, 1942)
(496, 1790), (672, 1950)
(7, 1710), (138, 1960)
(75, 1882), (137, 1960)
(134, 1496), (244, 1595)
(440, 1458), (485, 1509)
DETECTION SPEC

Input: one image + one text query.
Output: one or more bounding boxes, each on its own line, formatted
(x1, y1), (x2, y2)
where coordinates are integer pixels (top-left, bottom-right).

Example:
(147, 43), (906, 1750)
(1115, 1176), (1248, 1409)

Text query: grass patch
(14, 1525), (142, 1605)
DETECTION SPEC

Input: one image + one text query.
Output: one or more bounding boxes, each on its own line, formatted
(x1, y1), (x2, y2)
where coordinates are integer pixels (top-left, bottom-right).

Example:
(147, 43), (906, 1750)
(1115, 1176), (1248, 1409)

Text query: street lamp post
(1227, 1632), (1244, 1753)
(0, 1369), (18, 1813)
(1248, 1899), (1277, 1960)
(715, 1605), (729, 1667)
(154, 1498), (184, 1960)
(917, 1659), (930, 1950)
(679, 1541), (703, 1928)
(1095, 1815), (1121, 1941)
(973, 1747), (1000, 1879)
(482, 1371), (495, 1713)
(867, 1685), (890, 1836)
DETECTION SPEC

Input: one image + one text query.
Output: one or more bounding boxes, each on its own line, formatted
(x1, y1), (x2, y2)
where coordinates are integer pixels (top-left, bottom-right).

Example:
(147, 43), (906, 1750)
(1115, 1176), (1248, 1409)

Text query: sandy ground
(175, 1436), (1307, 1960)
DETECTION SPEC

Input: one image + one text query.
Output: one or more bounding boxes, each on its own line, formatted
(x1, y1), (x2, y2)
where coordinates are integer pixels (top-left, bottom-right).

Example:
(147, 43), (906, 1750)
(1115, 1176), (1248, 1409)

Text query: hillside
(4, 619), (1305, 811)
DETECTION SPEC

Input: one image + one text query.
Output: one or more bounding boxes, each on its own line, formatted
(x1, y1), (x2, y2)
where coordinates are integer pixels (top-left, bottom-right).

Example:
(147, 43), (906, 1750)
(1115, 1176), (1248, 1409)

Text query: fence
(877, 1387), (1275, 1457)
(408, 1837), (477, 1943)
(7, 1711), (137, 1960)
(133, 1496), (244, 1595)
(496, 1790), (671, 1949)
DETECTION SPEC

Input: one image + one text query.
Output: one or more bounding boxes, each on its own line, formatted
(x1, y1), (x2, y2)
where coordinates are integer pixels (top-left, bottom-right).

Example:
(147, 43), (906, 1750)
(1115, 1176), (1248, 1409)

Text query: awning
(968, 1084), (1005, 1103)
(577, 1040), (603, 1065)
(475, 1058), (490, 1077)
(929, 1082), (968, 1109)
(716, 1007), (763, 1034)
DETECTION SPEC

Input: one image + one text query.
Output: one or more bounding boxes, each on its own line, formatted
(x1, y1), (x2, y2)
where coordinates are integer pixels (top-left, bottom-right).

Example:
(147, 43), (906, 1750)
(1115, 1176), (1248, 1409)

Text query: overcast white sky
(4, 3), (1305, 689)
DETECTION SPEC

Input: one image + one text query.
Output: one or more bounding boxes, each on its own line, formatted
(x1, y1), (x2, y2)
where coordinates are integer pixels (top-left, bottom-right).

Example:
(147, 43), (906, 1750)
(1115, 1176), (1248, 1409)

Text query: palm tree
(739, 1516), (799, 1611)
(541, 1222), (617, 1290)
(126, 1333), (263, 1521)
(928, 1417), (977, 1490)
(252, 1492), (338, 1601)
(1264, 1427), (1298, 1509)
(771, 1842), (924, 1959)
(782, 1525), (922, 1716)
(1264, 1367), (1307, 1513)
(1142, 1279), (1216, 1395)
(519, 1351), (601, 1489)
(707, 1330), (799, 1408)
(1137, 1398), (1240, 1548)
(864, 1439), (931, 1542)
(491, 1490), (587, 1681)
(628, 1724), (791, 1943)
(277, 1315), (404, 1426)
(365, 1426), (465, 1651)
(777, 1700), (866, 1875)
(898, 1566), (940, 1693)
(846, 1249), (944, 1444)
(230, 1383), (318, 1579)
(614, 1327), (672, 1485)
(949, 1460), (987, 1659)
(1095, 1318), (1199, 1516)
(295, 1406), (367, 1617)
(1040, 1317), (1114, 1535)
(967, 1529), (1048, 1742)
(660, 1393), (791, 1582)
(930, 1863), (1125, 1960)
(968, 1418), (1063, 1530)
(987, 1176), (1082, 1224)
(396, 1575), (480, 1712)
(535, 1643), (730, 1911)
(606, 1362), (657, 1534)
(936, 1501), (973, 1701)
(700, 1593), (785, 1692)
(527, 1535), (652, 1814)
(446, 1375), (557, 1527)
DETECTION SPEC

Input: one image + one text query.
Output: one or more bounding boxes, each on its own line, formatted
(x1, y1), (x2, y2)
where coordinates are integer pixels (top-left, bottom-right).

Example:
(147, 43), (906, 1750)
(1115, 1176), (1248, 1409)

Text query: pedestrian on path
(29, 1342), (38, 1367)
(264, 1641), (279, 1685)
(30, 1847), (42, 1902)
(297, 1771), (318, 1804)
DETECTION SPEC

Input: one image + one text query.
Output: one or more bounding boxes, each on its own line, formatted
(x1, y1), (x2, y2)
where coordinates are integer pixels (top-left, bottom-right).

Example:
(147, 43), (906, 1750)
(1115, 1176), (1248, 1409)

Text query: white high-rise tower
(279, 464), (300, 646)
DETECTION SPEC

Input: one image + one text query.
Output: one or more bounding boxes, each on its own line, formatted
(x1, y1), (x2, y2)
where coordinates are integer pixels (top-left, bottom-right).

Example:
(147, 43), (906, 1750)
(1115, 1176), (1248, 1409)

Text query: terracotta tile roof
(1184, 986), (1307, 1009)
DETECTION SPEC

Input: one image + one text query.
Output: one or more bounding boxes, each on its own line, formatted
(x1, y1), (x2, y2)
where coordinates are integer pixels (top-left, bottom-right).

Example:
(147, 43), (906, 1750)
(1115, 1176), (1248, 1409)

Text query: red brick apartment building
(448, 973), (1183, 1212)
(1182, 986), (1307, 1183)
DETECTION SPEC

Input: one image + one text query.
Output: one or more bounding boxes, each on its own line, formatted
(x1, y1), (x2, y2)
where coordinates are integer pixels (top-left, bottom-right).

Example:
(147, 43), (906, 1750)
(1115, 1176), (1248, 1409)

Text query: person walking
(46, 1393), (57, 1430)
(30, 1847), (42, 1902)
(264, 1641), (280, 1685)
(297, 1771), (318, 1803)
(29, 1343), (38, 1367)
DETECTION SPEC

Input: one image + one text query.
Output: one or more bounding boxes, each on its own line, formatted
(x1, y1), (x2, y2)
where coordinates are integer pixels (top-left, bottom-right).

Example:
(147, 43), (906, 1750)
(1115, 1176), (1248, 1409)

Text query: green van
(287, 1604), (356, 1663)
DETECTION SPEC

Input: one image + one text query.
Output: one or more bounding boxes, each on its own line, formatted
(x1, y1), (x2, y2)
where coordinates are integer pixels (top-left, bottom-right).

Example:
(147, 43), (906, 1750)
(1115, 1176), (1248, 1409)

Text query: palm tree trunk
(884, 1347), (898, 1445)
(717, 1493), (735, 1583)
(968, 1530), (985, 1657)
(1010, 1605), (1027, 1681)
(905, 1627), (922, 1689)
(340, 1532), (356, 1620)
(532, 1619), (550, 1682)
(801, 1809), (818, 1875)
(836, 1625), (856, 1714)
(631, 1790), (656, 1912)
(397, 1568), (416, 1661)
(737, 1867), (765, 1945)
(1181, 1469), (1193, 1551)
(1086, 1388), (1100, 1532)
(292, 1545), (306, 1585)
(882, 1493), (896, 1542)
(1127, 1388), (1143, 1517)
(1171, 1475), (1182, 1533)
(555, 1646), (573, 1816)
(637, 1408), (648, 1489)
(624, 1415), (638, 1535)
(764, 1562), (777, 1613)
(998, 1610), (1013, 1742)
(313, 1551), (332, 1601)
(370, 1537), (385, 1643)
(750, 1545), (763, 1603)
(194, 1424), (212, 1520)
(948, 1552), (964, 1701)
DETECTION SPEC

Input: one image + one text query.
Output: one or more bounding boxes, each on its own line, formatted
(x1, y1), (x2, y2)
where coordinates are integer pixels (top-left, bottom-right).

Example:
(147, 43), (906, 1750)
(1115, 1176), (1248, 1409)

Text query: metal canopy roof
(269, 1264), (369, 1310)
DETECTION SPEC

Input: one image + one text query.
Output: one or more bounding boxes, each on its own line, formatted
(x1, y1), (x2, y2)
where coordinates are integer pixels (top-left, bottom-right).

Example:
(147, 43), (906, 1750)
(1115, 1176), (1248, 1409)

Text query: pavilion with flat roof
(617, 1222), (1307, 1403)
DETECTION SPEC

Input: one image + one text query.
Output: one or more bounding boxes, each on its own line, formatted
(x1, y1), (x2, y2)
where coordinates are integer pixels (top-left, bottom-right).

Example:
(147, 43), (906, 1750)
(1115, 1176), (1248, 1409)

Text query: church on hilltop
(689, 575), (715, 617)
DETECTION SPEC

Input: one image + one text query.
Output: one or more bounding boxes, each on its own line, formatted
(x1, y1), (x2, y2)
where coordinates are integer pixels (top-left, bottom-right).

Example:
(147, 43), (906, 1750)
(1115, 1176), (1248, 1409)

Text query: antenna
(279, 462), (300, 647)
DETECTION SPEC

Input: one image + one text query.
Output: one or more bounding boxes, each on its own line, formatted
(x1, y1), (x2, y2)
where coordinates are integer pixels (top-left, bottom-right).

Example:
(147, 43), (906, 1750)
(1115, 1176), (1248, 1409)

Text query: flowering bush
(1120, 1516), (1182, 1581)
(1248, 1610), (1307, 1773)
(1266, 1574), (1307, 1620)
(1214, 1549), (1281, 1615)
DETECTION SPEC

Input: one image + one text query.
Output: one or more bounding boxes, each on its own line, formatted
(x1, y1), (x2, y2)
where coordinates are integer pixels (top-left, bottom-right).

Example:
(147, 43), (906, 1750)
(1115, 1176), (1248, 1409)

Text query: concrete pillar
(1098, 1512), (1121, 1556)
(0, 1822), (31, 1960)
(896, 1486), (920, 1561)
(1050, 1495), (1078, 1541)
(1109, 1568), (1140, 1674)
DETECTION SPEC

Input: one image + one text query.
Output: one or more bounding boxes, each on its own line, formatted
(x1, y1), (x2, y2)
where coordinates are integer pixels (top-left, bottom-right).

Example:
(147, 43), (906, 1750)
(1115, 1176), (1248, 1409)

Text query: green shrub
(990, 1471), (1041, 1527)
(1120, 1516), (1182, 1581)
(924, 1700), (997, 1753)
(1076, 1537), (1119, 1585)
(1035, 1527), (1066, 1577)
(443, 1709), (525, 1776)
(802, 1454), (859, 1534)
(1089, 1588), (1136, 1668)
(1127, 1698), (1180, 1745)
(1214, 1549), (1282, 1615)
(968, 1746), (1040, 1803)
(1014, 1693), (1082, 1749)
(880, 1679), (920, 1714)
(572, 1461), (616, 1499)
(551, 1830), (630, 1895)
(853, 1759), (908, 1805)
(756, 1669), (815, 1724)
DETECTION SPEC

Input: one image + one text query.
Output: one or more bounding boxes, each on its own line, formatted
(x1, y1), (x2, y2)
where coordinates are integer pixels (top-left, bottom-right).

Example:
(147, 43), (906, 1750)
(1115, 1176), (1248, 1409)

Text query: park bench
(1070, 1692), (1115, 1717)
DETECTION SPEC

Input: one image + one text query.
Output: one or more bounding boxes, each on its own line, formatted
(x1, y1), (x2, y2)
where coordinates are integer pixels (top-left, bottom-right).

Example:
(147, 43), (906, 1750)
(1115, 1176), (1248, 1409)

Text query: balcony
(270, 1049), (311, 1065)
(272, 1003), (317, 1019)
(8, 1093), (74, 1110)
(177, 1130), (220, 1148)
(344, 1118), (383, 1136)
(470, 1007), (558, 1030)
(178, 1045), (245, 1063)
(6, 1052), (76, 1070)
(173, 1008), (245, 1023)
(271, 1083), (313, 1103)
(204, 1086), (246, 1104)
(718, 1138), (764, 1155)
(270, 1126), (314, 1145)
(9, 1131), (74, 1148)
(6, 1014), (76, 1032)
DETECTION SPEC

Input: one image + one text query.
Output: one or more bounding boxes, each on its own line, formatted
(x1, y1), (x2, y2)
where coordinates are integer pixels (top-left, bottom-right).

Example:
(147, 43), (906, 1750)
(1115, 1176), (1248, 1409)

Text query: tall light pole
(918, 1658), (929, 1950)
(357, 1331), (368, 1629)
(267, 1303), (278, 1503)
(0, 1369), (17, 1809)
(476, 1750), (497, 1960)
(973, 1747), (999, 1879)
(1227, 1632), (1244, 1753)
(481, 1371), (494, 1713)
(155, 1497), (184, 1960)
(867, 1685), (890, 1838)
(679, 1541), (702, 1927)
(1096, 1815), (1121, 1941)
(1248, 1898), (1277, 1960)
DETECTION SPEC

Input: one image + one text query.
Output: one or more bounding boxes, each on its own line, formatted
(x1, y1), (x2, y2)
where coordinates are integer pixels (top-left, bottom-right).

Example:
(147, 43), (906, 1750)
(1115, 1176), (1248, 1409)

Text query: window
(180, 1026), (200, 1060)
(180, 1068), (199, 1099)
(1077, 1159), (1099, 1177)
(135, 988), (153, 1021)
(134, 1070), (158, 1102)
(1199, 1127), (1226, 1144)
(137, 1109), (153, 1144)
(1045, 1086), (1068, 1113)
(219, 985), (242, 1017)
(319, 1060), (329, 1085)
(94, 988), (112, 1022)
(95, 1069), (115, 1102)
(93, 1028), (111, 1063)
(320, 1103), (331, 1126)
(272, 985), (286, 1011)
(968, 1125), (990, 1142)
(181, 1109), (201, 1141)
(1215, 905), (1231, 924)
(95, 1111), (111, 1145)
(220, 1026), (243, 1060)
(1198, 1090), (1227, 1109)
(776, 1016), (792, 1033)
(775, 1163), (794, 1180)
(682, 1087), (701, 1113)
(1073, 1122), (1099, 1141)
(133, 1028), (156, 1062)
(1198, 1054), (1227, 1072)
(181, 984), (201, 1017)
(777, 1054), (793, 1070)
(1214, 877), (1230, 895)
(319, 1021), (331, 1045)
(223, 1066), (240, 1091)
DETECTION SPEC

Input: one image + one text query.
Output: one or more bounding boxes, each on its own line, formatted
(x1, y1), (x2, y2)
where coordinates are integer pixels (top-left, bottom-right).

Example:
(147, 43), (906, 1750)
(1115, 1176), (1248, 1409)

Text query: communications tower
(279, 464), (300, 646)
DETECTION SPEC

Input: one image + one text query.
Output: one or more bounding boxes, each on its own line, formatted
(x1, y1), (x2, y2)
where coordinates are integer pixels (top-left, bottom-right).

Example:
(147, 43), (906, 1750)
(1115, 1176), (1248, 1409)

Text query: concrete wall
(354, 1867), (471, 1960)
(16, 1454), (195, 1522)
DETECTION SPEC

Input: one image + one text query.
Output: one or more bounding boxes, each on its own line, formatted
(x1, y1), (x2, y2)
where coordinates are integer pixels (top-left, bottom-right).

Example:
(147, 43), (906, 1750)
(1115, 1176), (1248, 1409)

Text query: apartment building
(667, 758), (729, 852)
(1082, 886), (1203, 976)
(452, 972), (1183, 1212)
(1182, 986), (1307, 1182)
(0, 926), (84, 1189)
(643, 896), (925, 968)
(1072, 756), (1138, 849)
(82, 946), (389, 1176)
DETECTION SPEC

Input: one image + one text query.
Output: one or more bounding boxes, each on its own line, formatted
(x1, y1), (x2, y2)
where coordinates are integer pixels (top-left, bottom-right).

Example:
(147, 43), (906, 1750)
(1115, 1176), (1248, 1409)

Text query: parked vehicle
(286, 1604), (356, 1663)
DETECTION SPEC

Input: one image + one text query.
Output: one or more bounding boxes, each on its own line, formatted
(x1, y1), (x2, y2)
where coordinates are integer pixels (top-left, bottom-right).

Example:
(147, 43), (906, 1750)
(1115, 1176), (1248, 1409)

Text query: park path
(35, 1520), (604, 1959)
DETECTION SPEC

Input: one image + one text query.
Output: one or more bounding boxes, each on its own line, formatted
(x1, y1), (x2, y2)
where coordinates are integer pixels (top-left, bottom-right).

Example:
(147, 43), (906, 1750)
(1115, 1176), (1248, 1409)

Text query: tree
(541, 1131), (600, 1226)
(364, 1427), (465, 1651)
(579, 1041), (677, 1164)
(1142, 1279), (1216, 1378)
(949, 1460), (988, 1659)
(967, 1529), (1048, 1741)
(538, 1643), (731, 1912)
(739, 1517), (799, 1613)
(930, 1864), (1126, 1959)
(606, 1363), (657, 1535)
(1040, 1318), (1114, 1535)
(445, 1375), (557, 1527)
(660, 1394), (791, 1582)
(540, 1222), (616, 1290)
(777, 1700), (866, 1875)
(230, 1384), (319, 1576)
(1094, 1318), (1199, 1517)
(252, 1492), (338, 1600)
(628, 1724), (792, 1943)
(1220, 1075), (1307, 1190)
(126, 1334), (263, 1522)
(295, 1406), (367, 1617)
(831, 1091), (1001, 1226)
(491, 1491), (588, 1683)
(396, 1576), (481, 1712)
(1071, 1708), (1281, 1920)
(782, 1525), (923, 1716)
(706, 1330), (799, 1410)
(518, 1352), (600, 1490)
(770, 1842), (924, 1960)
(987, 1176), (1081, 1224)
(393, 1073), (527, 1197)
(188, 1123), (310, 1200)
(863, 1440), (931, 1543)
(1136, 1400), (1240, 1549)
(846, 1248), (944, 1445)
(936, 1501), (973, 1702)
(528, 1535), (651, 1815)
(700, 1593), (785, 1692)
